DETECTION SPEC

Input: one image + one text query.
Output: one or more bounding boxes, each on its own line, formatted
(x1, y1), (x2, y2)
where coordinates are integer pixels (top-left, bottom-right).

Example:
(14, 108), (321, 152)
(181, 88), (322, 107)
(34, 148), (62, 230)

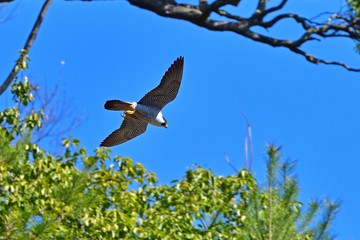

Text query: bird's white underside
(130, 102), (165, 127)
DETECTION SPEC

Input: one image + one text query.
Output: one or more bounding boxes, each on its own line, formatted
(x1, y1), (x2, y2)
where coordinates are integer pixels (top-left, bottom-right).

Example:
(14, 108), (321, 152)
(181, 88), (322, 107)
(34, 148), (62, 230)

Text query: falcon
(100, 56), (184, 147)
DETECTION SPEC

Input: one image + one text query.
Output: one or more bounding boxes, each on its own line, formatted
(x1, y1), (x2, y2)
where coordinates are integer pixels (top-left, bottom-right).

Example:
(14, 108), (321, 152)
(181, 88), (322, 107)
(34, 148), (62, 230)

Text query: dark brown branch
(264, 0), (288, 15)
(199, 0), (230, 19)
(0, 0), (52, 95)
(290, 47), (358, 71)
(215, 9), (245, 22)
(208, 210), (221, 229)
(261, 13), (310, 29)
(128, 0), (360, 72)
(255, 0), (267, 15)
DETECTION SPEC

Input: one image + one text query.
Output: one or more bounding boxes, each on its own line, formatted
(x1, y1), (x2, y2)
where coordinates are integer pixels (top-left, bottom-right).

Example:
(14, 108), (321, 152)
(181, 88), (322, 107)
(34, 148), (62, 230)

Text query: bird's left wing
(138, 56), (184, 110)
(100, 115), (148, 147)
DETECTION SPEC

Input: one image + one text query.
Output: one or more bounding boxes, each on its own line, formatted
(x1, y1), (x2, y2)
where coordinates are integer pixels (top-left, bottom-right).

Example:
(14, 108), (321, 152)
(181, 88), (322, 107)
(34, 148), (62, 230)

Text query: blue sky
(1, 0), (359, 238)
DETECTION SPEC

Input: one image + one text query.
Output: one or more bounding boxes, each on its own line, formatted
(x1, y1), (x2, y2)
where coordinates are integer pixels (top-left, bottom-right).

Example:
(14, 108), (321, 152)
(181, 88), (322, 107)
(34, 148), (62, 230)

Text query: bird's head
(161, 117), (168, 129)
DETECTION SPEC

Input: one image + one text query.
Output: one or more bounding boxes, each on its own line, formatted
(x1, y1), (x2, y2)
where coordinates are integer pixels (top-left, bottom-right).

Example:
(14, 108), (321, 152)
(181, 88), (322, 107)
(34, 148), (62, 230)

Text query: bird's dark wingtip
(100, 139), (115, 147)
(100, 138), (113, 147)
(177, 56), (184, 63)
(174, 56), (184, 70)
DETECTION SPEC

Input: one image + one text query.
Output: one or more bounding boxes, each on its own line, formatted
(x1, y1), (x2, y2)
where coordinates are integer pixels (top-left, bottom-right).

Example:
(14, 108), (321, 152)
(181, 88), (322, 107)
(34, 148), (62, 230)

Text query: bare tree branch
(264, 0), (288, 15)
(289, 47), (359, 72)
(0, 1), (19, 23)
(31, 81), (83, 144)
(0, 0), (52, 96)
(128, 0), (360, 72)
(255, 0), (267, 16)
(200, 0), (232, 19)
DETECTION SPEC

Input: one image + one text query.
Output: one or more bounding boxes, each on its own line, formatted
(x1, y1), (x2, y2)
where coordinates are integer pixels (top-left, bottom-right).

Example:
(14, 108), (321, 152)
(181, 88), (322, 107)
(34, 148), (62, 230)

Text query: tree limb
(128, 0), (360, 72)
(0, 0), (52, 96)
(264, 0), (288, 15)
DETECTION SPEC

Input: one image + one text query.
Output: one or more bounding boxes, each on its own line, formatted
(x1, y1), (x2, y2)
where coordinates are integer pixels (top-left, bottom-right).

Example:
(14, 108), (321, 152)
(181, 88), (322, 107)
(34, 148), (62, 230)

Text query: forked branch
(128, 0), (360, 72)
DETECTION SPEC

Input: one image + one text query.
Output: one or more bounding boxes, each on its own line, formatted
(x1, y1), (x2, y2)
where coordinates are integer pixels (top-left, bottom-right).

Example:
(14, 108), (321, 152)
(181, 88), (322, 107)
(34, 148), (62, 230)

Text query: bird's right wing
(100, 115), (148, 147)
(138, 56), (184, 110)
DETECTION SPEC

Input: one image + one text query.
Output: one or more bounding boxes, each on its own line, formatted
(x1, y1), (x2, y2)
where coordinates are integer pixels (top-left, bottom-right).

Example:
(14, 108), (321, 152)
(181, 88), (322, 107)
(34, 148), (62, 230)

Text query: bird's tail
(104, 100), (133, 111)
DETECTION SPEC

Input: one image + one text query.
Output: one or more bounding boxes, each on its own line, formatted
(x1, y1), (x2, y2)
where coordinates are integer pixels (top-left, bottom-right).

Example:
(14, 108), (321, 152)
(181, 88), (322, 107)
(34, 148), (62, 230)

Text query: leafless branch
(32, 84), (83, 143)
(264, 0), (288, 15)
(208, 210), (221, 229)
(255, 0), (267, 16)
(128, 0), (360, 72)
(21, 74), (84, 148)
(241, 112), (253, 171)
(0, 0), (52, 96)
(0, 1), (19, 23)
(289, 47), (359, 71)
(225, 154), (238, 173)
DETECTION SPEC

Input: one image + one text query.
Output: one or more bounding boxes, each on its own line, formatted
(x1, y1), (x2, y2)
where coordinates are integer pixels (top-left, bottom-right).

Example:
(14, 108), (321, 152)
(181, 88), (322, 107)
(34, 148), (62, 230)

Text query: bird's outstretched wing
(138, 56), (184, 110)
(100, 115), (148, 147)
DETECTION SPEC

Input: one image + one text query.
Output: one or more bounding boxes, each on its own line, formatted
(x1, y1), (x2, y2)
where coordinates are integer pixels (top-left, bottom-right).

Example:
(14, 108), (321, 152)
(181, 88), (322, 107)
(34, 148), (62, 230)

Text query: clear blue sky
(1, 0), (359, 238)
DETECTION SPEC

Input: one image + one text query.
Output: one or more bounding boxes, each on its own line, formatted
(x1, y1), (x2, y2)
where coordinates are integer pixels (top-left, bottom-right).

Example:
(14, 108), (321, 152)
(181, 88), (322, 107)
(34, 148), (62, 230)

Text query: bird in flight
(100, 56), (184, 147)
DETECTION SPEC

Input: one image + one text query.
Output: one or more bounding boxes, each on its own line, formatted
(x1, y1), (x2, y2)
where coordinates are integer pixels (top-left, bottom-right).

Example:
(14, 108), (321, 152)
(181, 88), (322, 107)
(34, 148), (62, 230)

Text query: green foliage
(0, 62), (340, 239)
(11, 76), (34, 106)
(347, 0), (360, 53)
(348, 0), (360, 16)
(0, 76), (43, 140)
(245, 145), (340, 240)
(14, 49), (30, 74)
(0, 51), (41, 140)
